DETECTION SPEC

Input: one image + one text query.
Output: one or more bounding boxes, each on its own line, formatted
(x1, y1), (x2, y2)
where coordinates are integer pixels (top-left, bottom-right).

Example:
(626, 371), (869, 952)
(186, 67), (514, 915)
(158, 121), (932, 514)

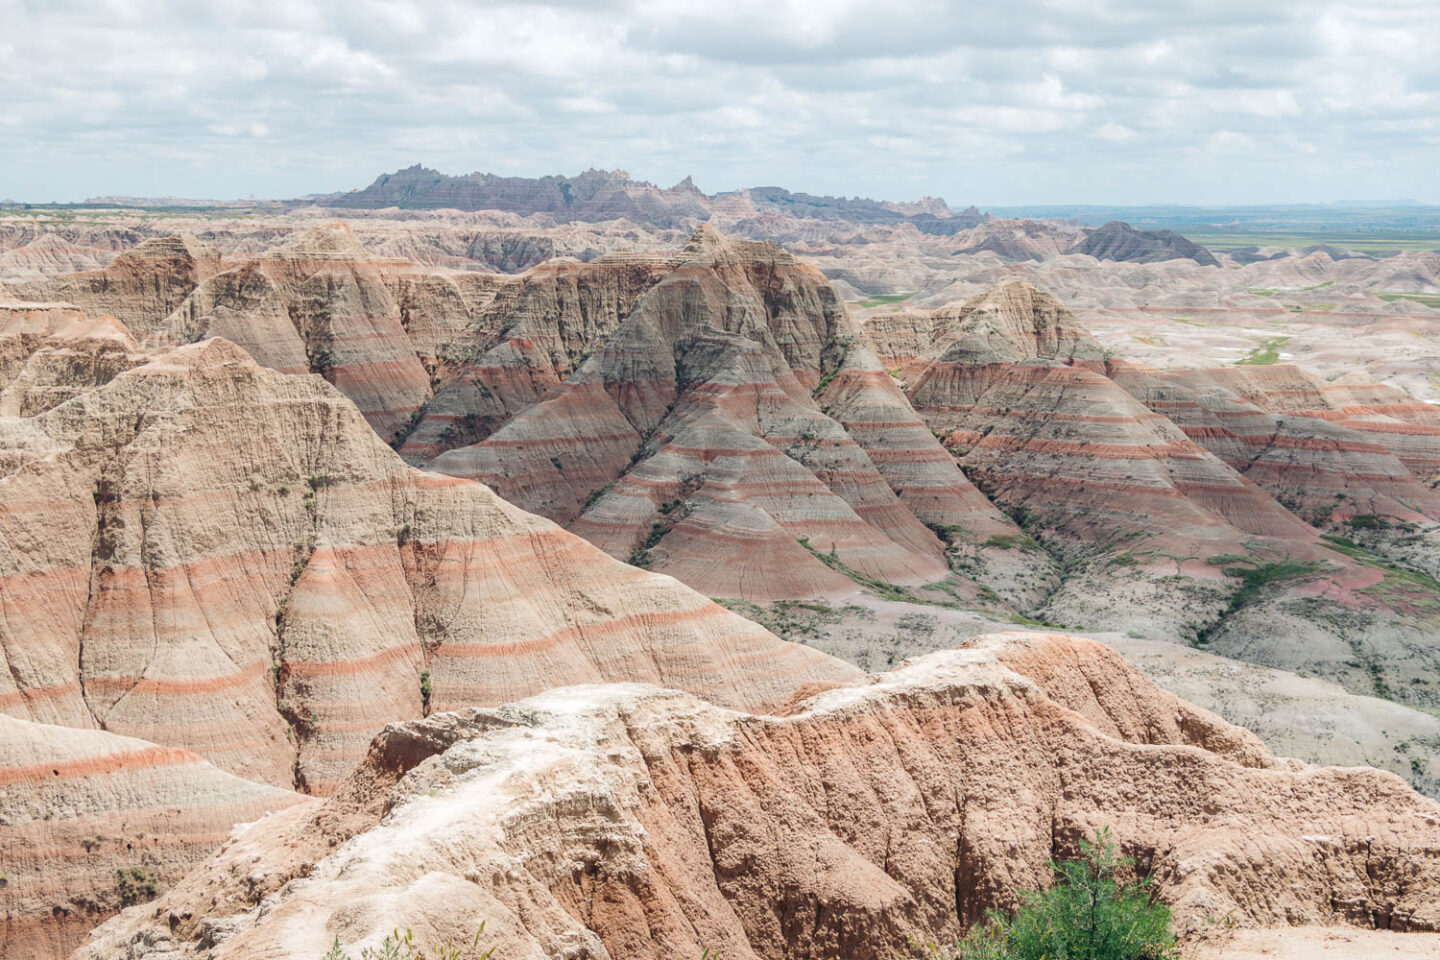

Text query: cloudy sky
(3, 0), (1438, 205)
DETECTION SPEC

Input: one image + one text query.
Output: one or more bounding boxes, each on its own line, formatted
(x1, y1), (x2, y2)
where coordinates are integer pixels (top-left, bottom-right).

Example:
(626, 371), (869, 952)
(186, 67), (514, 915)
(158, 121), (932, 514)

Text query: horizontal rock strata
(79, 633), (1440, 960)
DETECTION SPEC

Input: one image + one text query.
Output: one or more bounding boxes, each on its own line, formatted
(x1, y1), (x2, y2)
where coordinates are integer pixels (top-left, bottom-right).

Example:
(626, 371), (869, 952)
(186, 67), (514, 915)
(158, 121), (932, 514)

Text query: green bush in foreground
(940, 828), (1177, 960)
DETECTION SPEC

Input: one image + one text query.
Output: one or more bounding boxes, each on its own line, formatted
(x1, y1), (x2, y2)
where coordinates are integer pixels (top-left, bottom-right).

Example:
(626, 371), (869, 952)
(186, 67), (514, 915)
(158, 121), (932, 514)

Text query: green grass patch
(980, 533), (1043, 552)
(797, 537), (921, 603)
(1378, 292), (1440, 309)
(1196, 559), (1329, 647)
(1221, 559), (1328, 607)
(1321, 534), (1440, 602)
(852, 292), (916, 309)
(1236, 335), (1291, 366)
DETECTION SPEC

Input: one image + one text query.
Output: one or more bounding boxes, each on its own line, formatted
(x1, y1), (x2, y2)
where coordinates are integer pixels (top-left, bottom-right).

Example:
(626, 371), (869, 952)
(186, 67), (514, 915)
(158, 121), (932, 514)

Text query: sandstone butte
(78, 633), (1440, 960)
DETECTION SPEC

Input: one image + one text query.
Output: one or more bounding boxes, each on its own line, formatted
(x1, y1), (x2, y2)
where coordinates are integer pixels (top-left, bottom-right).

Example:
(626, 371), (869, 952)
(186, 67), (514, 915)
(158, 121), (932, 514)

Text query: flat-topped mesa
(0, 715), (306, 960)
(79, 633), (1440, 960)
(0, 338), (858, 797)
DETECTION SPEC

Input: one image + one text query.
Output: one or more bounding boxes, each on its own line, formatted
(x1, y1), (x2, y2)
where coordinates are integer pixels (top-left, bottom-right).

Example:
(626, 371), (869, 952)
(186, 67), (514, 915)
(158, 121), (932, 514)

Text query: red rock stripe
(0, 744), (196, 785)
(434, 604), (723, 658)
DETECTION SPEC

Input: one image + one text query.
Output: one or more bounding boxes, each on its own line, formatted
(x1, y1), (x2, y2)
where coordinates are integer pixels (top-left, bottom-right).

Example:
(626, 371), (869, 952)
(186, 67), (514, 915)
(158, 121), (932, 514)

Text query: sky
(3, 0), (1438, 206)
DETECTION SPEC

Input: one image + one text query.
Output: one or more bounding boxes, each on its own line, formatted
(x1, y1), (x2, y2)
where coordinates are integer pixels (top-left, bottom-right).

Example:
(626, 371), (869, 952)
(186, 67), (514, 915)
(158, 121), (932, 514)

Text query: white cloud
(1, 0), (1437, 204)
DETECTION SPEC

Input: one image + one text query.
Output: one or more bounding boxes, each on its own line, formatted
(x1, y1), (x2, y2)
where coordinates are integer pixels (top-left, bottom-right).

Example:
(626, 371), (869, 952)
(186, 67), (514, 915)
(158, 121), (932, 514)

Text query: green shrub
(940, 828), (1176, 960)
(115, 865), (158, 906)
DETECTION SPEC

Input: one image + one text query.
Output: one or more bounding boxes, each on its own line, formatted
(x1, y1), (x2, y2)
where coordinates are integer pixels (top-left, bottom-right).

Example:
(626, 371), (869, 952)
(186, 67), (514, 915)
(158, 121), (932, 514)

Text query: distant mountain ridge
(325, 164), (711, 227)
(328, 164), (990, 228)
(326, 165), (1219, 263)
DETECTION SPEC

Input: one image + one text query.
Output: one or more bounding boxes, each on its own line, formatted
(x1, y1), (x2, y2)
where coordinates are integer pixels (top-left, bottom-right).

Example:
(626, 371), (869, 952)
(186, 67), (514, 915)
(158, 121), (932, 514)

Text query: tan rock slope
(9, 229), (1437, 712)
(425, 227), (1051, 606)
(0, 715), (305, 960)
(10, 236), (222, 334)
(0, 301), (150, 416)
(0, 338), (858, 798)
(13, 228), (1436, 711)
(9, 224), (1050, 610)
(79, 633), (1440, 960)
(877, 281), (1440, 711)
(1108, 360), (1440, 577)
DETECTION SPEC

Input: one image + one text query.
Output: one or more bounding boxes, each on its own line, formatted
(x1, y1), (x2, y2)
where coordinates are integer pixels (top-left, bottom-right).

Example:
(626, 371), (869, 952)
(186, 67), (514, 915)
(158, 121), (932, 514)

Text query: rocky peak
(272, 221), (374, 260)
(1070, 220), (1220, 267)
(678, 224), (795, 267)
(931, 280), (1106, 364)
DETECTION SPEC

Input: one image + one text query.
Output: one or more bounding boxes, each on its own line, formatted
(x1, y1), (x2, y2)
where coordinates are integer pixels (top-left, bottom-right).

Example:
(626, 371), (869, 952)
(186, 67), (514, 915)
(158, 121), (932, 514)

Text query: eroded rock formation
(878, 282), (1440, 708)
(78, 633), (1440, 960)
(0, 339), (858, 797)
(0, 715), (305, 959)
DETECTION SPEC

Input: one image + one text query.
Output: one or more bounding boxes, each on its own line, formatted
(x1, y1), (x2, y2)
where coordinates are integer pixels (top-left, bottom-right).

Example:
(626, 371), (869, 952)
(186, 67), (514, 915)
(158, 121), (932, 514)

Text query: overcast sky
(4, 0), (1438, 205)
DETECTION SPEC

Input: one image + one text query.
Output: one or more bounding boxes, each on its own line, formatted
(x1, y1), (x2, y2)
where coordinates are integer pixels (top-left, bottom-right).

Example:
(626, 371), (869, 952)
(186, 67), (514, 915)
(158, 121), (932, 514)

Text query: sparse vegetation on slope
(1235, 335), (1291, 365)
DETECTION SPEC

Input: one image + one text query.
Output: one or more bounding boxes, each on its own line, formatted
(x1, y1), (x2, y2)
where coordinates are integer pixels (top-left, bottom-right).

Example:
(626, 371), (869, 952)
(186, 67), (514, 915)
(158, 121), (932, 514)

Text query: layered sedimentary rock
(391, 252), (677, 459)
(16, 225), (436, 438)
(0, 714), (305, 960)
(10, 236), (222, 334)
(330, 165), (711, 227)
(0, 338), (858, 796)
(1108, 360), (1440, 576)
(1069, 220), (1220, 267)
(948, 219), (1084, 261)
(879, 282), (1440, 706)
(0, 233), (115, 277)
(242, 224), (433, 437)
(429, 227), (1048, 605)
(3, 224), (1054, 621)
(0, 302), (150, 416)
(80, 633), (1440, 960)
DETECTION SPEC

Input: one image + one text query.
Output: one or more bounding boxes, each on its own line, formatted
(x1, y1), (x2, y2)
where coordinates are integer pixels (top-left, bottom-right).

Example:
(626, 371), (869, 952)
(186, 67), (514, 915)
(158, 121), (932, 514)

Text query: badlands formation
(0, 189), (1438, 958)
(77, 634), (1440, 960)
